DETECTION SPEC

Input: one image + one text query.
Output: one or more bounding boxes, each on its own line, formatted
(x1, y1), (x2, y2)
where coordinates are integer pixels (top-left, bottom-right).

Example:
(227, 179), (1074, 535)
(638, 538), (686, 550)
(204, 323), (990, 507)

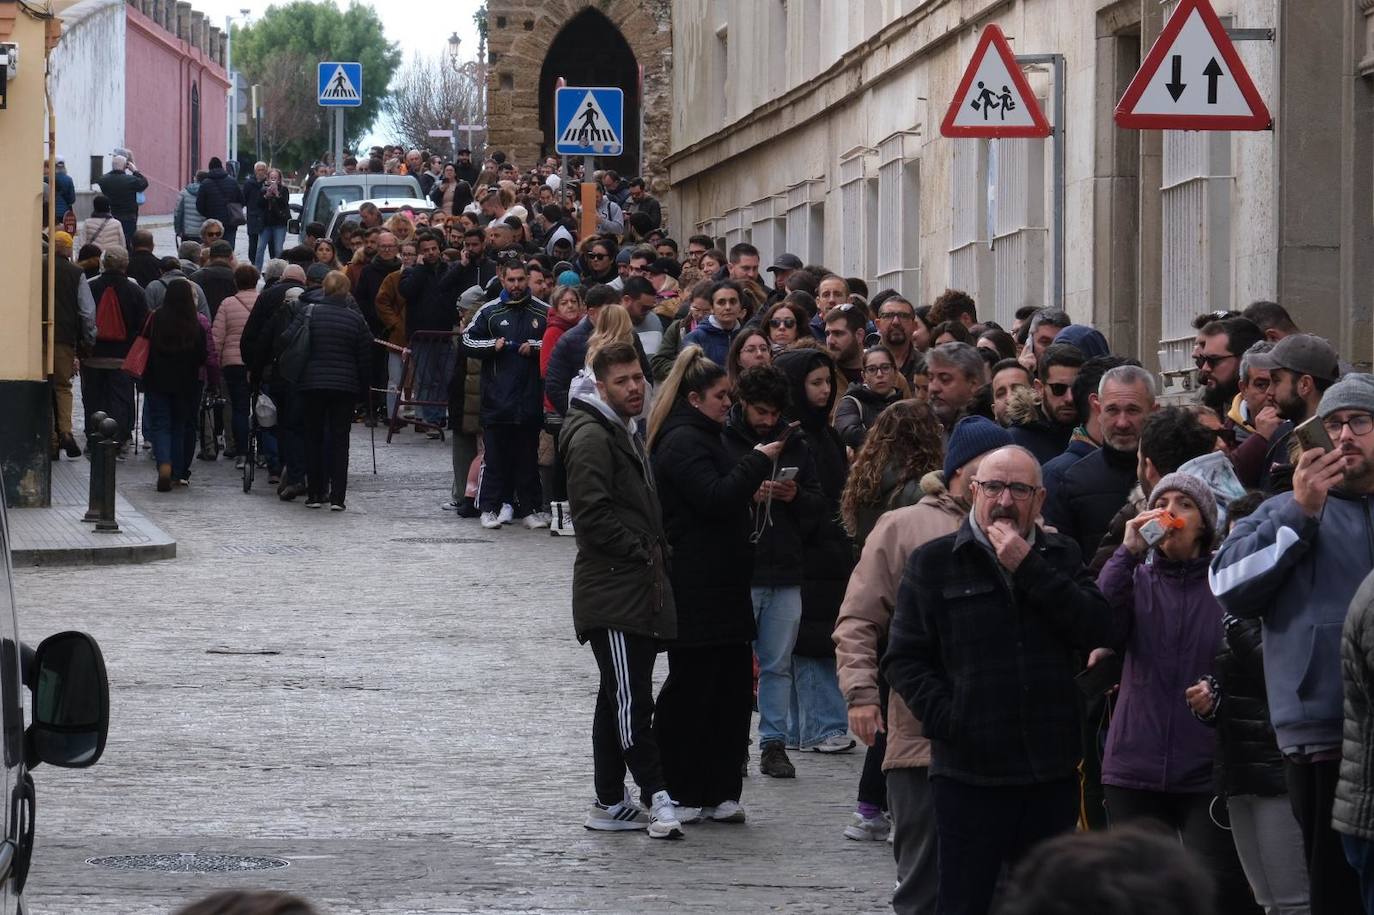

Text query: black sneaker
(61, 435), (82, 459)
(455, 497), (482, 519)
(759, 742), (796, 779)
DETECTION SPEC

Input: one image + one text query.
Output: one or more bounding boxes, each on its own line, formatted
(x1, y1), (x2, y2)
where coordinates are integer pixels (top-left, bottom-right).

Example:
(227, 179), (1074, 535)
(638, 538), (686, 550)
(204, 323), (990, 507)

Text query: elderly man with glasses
(883, 441), (1118, 915)
(874, 295), (926, 384)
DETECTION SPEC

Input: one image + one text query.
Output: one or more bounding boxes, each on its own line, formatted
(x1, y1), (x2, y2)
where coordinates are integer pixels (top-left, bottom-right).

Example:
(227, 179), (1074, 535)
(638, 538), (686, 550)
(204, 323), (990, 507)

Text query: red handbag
(121, 314), (153, 378)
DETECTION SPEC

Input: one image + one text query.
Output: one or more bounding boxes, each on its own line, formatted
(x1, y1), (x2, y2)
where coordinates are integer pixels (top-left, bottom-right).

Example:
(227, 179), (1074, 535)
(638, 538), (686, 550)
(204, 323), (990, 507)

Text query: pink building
(50, 0), (229, 216)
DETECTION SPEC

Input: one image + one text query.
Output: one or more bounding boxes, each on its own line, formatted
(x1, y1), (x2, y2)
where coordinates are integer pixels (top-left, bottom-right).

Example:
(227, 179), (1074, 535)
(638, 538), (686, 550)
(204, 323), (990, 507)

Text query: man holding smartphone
(1243, 333), (1340, 494)
(1211, 373), (1374, 915)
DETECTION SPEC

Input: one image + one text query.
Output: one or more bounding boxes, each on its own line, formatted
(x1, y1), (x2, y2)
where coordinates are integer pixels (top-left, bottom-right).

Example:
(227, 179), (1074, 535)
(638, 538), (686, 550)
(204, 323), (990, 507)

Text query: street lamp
(447, 32), (462, 155)
(225, 8), (252, 167)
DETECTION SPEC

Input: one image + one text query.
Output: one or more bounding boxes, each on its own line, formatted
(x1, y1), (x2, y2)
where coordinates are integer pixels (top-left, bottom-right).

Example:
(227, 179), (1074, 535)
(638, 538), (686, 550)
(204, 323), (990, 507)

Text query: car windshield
(313, 185), (364, 226)
(372, 183), (419, 199)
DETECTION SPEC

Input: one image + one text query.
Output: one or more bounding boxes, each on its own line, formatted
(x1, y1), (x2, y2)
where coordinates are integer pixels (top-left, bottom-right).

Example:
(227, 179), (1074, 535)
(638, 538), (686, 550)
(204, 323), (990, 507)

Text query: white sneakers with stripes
(647, 790), (685, 839)
(585, 791), (650, 832)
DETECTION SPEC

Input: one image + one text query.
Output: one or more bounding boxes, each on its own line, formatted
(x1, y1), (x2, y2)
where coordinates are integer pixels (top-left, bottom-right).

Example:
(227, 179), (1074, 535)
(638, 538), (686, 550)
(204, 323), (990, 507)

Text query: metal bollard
(82, 412), (108, 523)
(94, 417), (121, 534)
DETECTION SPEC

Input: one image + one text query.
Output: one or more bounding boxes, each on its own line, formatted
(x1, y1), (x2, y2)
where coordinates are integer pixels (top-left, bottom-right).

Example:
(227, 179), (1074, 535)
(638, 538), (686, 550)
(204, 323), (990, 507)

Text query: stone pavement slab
(9, 458), (175, 567)
(12, 423), (897, 914)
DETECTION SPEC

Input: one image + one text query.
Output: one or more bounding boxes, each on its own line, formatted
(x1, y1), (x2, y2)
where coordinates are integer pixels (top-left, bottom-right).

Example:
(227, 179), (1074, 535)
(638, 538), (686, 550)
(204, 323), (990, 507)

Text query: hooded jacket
(461, 292), (549, 425)
(543, 315), (651, 416)
(650, 401), (772, 647)
(681, 316), (739, 366)
(1211, 489), (1374, 754)
(561, 394), (675, 642)
(1097, 547), (1222, 793)
(835, 471), (966, 771)
(196, 166), (243, 223)
(834, 383), (901, 450)
(174, 181), (205, 240)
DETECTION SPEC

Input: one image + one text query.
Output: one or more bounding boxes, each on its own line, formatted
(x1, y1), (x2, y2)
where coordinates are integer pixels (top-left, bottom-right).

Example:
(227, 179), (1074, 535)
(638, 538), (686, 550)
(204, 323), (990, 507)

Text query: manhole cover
(390, 536), (492, 544)
(87, 853), (289, 873)
(221, 544), (321, 556)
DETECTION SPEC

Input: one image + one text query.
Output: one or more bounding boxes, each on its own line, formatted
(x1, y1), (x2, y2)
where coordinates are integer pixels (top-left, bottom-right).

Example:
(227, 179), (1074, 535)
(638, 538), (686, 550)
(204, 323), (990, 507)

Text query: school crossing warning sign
(941, 25), (1051, 139)
(1115, 0), (1271, 130)
(554, 87), (624, 156)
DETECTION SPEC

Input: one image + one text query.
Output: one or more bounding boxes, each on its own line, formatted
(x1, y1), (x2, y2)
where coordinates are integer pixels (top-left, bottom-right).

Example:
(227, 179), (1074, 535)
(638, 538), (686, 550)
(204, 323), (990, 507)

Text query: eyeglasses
(587, 252), (610, 261)
(769, 317), (796, 329)
(878, 311), (914, 322)
(1045, 382), (1072, 397)
(863, 364), (895, 376)
(1194, 353), (1237, 369)
(975, 479), (1039, 501)
(741, 345), (770, 356)
(1323, 415), (1374, 437)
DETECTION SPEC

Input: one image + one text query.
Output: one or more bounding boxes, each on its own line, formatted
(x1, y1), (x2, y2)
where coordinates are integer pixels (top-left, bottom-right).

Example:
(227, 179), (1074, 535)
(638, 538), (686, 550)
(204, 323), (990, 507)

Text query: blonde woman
(567, 304), (650, 413)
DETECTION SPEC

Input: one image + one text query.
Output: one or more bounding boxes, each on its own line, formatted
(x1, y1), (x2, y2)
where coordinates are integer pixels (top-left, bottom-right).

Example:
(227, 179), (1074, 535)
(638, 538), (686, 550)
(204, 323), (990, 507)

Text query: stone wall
(486, 0), (673, 196)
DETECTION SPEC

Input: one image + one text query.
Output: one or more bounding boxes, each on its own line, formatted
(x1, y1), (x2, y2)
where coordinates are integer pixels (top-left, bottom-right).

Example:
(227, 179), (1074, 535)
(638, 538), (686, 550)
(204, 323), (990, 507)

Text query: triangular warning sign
(559, 91), (622, 154)
(1115, 0), (1270, 130)
(941, 25), (1051, 139)
(321, 65), (360, 102)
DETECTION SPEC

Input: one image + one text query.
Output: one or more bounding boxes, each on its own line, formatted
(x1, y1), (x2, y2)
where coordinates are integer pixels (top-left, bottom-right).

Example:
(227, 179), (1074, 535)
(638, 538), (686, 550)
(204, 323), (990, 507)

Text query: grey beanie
(1319, 373), (1374, 419)
(1150, 472), (1218, 549)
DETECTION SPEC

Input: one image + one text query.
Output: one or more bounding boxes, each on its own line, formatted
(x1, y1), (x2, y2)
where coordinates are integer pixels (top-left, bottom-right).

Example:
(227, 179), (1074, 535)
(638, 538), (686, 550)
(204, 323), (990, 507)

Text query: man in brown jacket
(834, 415), (1012, 914)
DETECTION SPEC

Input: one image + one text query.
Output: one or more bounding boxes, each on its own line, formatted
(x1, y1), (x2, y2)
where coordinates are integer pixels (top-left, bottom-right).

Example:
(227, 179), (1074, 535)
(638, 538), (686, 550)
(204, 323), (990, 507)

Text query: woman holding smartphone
(257, 168), (291, 269)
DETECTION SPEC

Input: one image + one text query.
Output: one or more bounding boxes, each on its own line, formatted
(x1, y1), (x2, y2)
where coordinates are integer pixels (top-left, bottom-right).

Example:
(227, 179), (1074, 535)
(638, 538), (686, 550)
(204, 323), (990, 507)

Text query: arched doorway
(538, 8), (640, 176)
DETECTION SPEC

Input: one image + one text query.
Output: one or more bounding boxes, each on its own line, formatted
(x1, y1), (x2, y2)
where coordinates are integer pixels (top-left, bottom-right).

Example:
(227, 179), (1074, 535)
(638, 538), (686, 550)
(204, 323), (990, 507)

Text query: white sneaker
(676, 806), (704, 825)
(550, 501), (576, 536)
(497, 503), (514, 525)
(522, 511), (552, 530)
(647, 790), (684, 839)
(585, 795), (649, 832)
(810, 734), (857, 754)
(480, 511), (502, 530)
(843, 811), (891, 841)
(708, 800), (746, 823)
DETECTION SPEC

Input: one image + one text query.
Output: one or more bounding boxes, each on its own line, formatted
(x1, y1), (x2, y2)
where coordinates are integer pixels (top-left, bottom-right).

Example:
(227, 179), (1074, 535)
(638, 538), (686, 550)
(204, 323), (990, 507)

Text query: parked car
(289, 174), (423, 239)
(0, 474), (111, 903)
(324, 198), (436, 242)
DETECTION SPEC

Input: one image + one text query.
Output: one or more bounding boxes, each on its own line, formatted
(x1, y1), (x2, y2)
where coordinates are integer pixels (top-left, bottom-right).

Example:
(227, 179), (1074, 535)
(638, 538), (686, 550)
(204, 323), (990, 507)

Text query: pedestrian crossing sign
(318, 61), (362, 108)
(555, 87), (624, 156)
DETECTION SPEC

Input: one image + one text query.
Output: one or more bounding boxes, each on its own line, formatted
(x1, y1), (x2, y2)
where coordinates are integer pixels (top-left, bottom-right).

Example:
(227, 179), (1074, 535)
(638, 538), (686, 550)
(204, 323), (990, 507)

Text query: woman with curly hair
(839, 398), (946, 549)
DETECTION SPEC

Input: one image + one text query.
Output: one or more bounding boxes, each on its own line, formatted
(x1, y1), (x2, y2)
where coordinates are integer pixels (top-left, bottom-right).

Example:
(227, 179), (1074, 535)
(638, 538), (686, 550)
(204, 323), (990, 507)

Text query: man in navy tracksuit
(462, 258), (549, 530)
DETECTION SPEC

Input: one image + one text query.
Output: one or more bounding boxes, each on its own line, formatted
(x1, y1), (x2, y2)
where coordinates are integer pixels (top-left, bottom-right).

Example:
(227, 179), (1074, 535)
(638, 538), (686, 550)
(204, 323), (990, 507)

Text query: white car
(324, 197), (436, 241)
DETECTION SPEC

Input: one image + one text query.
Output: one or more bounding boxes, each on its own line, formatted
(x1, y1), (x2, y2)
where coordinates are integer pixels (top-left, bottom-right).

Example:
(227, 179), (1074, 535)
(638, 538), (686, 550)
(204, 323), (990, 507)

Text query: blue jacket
(681, 316), (738, 365)
(50, 172), (76, 219)
(1042, 436), (1096, 507)
(1210, 490), (1374, 753)
(461, 293), (549, 425)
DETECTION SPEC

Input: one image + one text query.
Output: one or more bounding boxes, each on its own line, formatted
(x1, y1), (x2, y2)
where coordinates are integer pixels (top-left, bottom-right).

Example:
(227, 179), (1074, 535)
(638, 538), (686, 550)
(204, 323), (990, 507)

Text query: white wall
(48, 0), (126, 197)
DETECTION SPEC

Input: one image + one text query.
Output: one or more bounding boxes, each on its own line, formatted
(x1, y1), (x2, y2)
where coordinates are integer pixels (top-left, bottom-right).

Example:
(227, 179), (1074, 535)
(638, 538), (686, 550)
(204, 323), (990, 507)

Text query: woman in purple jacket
(1095, 472), (1261, 915)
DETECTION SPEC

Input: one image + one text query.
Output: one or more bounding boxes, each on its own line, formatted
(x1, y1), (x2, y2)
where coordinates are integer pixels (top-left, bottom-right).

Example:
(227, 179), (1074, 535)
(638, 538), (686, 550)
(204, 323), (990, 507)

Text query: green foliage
(232, 1), (400, 168)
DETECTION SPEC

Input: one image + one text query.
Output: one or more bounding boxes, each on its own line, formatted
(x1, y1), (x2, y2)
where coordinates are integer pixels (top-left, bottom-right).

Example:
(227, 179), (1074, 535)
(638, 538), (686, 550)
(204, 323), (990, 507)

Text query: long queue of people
(40, 145), (1374, 914)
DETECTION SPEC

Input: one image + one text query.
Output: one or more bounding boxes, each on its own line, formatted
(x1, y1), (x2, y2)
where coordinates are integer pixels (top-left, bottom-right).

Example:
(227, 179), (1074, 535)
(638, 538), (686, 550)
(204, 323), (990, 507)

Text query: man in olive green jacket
(560, 340), (682, 838)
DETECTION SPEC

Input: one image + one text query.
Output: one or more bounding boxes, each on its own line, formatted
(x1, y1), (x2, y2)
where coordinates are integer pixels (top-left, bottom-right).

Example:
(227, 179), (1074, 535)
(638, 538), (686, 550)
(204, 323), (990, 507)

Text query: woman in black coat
(646, 345), (784, 821)
(429, 167), (474, 217)
(284, 270), (373, 511)
(775, 346), (857, 754)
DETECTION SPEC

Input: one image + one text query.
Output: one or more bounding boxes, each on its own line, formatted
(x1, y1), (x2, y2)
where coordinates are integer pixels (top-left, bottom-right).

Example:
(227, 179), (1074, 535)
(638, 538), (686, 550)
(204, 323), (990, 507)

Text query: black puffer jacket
(834, 383), (901, 449)
(355, 255), (402, 335)
(776, 348), (856, 658)
(720, 404), (825, 588)
(1212, 614), (1286, 797)
(284, 295), (372, 395)
(1042, 443), (1138, 558)
(651, 401), (772, 647)
(195, 167), (243, 223)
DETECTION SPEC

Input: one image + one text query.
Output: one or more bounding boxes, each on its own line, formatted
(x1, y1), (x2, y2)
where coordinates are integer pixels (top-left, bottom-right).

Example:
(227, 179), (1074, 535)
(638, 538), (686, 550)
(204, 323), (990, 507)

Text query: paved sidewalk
(9, 458), (175, 567)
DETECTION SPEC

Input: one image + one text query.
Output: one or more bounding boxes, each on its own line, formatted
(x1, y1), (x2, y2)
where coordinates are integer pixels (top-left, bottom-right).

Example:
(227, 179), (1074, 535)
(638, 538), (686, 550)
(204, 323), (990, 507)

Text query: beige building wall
(666, 0), (1373, 383)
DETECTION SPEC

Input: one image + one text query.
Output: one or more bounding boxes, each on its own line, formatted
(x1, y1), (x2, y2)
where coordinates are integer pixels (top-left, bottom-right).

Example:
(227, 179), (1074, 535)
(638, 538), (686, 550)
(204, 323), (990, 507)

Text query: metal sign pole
(334, 109), (344, 175)
(1015, 53), (1065, 310)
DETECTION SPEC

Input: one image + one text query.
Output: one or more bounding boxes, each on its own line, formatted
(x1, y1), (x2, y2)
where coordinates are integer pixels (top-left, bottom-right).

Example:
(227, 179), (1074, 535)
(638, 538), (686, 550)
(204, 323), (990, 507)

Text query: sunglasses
(769, 317), (797, 329)
(587, 252), (610, 261)
(1045, 382), (1072, 396)
(204, 231), (222, 238)
(878, 311), (914, 322)
(1194, 353), (1237, 369)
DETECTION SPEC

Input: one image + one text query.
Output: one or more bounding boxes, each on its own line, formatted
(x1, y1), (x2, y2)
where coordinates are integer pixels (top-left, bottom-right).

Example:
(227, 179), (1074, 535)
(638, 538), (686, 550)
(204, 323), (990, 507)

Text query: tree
(250, 50), (323, 167)
(383, 53), (486, 156)
(232, 1), (400, 169)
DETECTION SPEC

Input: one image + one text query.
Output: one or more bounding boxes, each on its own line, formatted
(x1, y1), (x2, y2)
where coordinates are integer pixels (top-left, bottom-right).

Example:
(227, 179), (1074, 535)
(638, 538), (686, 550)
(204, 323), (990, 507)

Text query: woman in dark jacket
(775, 345), (857, 754)
(142, 280), (208, 491)
(284, 270), (373, 511)
(196, 157), (244, 245)
(833, 346), (903, 450)
(257, 167), (292, 266)
(428, 168), (473, 217)
(647, 345), (784, 821)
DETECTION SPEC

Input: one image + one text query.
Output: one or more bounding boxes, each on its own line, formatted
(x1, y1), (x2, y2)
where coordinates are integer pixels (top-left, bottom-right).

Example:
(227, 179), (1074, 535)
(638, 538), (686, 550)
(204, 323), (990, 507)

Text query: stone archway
(485, 0), (671, 193)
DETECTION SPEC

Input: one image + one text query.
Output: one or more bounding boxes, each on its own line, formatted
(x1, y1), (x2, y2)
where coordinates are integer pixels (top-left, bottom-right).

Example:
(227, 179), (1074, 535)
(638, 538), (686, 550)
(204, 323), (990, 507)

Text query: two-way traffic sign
(554, 87), (624, 156)
(318, 61), (362, 108)
(941, 25), (1052, 139)
(1115, 0), (1270, 130)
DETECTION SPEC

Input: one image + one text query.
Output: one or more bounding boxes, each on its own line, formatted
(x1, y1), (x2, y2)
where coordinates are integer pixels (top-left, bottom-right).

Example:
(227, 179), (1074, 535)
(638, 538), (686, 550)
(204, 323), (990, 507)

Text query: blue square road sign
(318, 62), (362, 107)
(555, 87), (624, 156)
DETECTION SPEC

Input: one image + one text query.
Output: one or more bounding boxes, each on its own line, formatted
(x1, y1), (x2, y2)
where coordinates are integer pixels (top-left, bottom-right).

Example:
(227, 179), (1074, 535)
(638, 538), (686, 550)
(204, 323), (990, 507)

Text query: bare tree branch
(382, 53), (486, 156)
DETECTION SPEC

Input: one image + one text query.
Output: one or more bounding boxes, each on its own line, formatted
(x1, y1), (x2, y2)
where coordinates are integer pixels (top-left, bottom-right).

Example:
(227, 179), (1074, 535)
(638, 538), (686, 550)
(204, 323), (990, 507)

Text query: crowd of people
(40, 142), (1374, 914)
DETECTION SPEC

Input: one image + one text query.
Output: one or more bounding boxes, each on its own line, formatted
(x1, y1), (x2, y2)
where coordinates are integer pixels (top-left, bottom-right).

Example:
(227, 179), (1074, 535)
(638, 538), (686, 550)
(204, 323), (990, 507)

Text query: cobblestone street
(14, 425), (894, 914)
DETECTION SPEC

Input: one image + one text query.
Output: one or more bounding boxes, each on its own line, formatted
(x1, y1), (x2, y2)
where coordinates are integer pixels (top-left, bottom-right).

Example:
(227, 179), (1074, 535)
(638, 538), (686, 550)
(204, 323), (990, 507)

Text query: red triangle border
(940, 25), (1053, 139)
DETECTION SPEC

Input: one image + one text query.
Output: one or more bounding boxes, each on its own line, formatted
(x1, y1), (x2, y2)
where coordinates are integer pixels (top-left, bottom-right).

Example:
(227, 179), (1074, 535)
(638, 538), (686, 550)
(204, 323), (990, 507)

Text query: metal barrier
(375, 331), (461, 444)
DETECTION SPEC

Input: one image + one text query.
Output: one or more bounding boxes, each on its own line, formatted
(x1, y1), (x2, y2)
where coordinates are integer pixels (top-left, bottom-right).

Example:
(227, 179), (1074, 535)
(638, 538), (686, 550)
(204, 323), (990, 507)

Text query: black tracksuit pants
(587, 628), (666, 807)
(654, 642), (754, 808)
(478, 422), (542, 516)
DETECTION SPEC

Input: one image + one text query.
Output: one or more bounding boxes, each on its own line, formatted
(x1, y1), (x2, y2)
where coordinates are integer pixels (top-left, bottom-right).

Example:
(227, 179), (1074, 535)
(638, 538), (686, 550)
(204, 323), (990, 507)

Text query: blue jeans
(788, 655), (849, 748)
(145, 389), (197, 477)
(751, 586), (802, 746)
(256, 225), (287, 269)
(1344, 833), (1374, 915)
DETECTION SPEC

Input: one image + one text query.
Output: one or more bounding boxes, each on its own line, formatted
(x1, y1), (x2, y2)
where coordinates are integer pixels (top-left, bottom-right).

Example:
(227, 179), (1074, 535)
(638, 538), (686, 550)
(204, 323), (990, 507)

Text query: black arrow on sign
(1203, 57), (1223, 104)
(1166, 55), (1186, 102)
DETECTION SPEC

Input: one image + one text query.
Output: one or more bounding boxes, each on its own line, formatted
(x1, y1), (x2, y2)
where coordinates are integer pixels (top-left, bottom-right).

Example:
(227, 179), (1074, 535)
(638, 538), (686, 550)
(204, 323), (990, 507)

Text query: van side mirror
(26, 631), (108, 769)
(288, 218), (301, 235)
